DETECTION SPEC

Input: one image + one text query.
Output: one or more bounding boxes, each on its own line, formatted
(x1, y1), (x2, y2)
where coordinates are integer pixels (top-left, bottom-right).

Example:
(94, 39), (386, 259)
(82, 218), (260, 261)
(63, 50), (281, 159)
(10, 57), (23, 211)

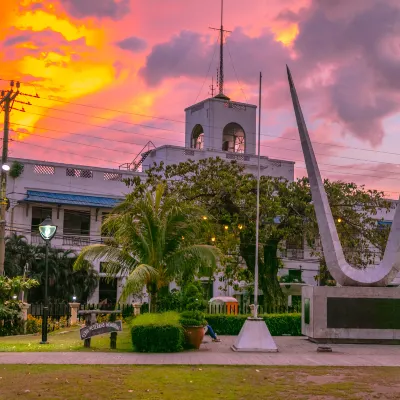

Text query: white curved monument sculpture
(286, 65), (400, 287)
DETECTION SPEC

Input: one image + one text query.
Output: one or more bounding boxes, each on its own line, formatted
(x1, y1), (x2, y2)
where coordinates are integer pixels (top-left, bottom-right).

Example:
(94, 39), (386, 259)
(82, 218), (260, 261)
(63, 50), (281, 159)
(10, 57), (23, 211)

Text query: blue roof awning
(378, 220), (392, 226)
(24, 190), (120, 208)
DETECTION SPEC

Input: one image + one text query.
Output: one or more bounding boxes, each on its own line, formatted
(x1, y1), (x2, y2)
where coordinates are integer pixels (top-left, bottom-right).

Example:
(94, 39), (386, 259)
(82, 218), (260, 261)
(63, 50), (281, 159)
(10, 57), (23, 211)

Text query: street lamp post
(38, 216), (57, 344)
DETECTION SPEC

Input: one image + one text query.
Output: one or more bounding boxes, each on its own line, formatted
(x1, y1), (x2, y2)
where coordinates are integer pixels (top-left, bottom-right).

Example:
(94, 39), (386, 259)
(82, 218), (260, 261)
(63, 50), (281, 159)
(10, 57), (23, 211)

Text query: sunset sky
(1, 0), (400, 197)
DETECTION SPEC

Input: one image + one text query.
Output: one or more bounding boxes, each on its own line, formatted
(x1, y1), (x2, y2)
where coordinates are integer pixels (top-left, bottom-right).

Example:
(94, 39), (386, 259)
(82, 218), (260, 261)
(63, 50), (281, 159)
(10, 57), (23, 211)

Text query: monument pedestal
(231, 318), (278, 352)
(302, 286), (400, 344)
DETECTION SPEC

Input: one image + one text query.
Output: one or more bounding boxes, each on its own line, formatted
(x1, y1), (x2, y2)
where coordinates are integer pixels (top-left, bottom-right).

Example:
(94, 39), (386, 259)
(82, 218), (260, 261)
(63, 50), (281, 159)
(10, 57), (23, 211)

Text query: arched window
(222, 123), (245, 153)
(191, 124), (204, 150)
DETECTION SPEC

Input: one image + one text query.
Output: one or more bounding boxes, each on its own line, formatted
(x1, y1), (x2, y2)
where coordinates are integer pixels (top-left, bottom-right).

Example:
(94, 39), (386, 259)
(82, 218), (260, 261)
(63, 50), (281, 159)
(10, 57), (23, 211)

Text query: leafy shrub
(179, 310), (207, 327)
(131, 311), (184, 353)
(9, 161), (24, 179)
(26, 315), (41, 334)
(181, 282), (207, 312)
(205, 313), (301, 336)
(0, 301), (23, 336)
(25, 315), (71, 334)
(156, 289), (182, 312)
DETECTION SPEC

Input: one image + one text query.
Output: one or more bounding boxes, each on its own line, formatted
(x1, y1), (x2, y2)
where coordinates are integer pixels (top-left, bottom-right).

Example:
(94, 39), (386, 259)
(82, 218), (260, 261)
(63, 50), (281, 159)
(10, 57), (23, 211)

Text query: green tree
(4, 233), (38, 277)
(125, 158), (390, 308)
(26, 247), (98, 304)
(74, 184), (220, 311)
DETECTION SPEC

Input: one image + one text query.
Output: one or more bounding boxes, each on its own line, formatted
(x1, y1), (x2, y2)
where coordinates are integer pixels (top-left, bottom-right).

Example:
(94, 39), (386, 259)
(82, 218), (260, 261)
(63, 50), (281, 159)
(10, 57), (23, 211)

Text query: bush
(131, 311), (184, 353)
(205, 313), (301, 336)
(179, 310), (207, 327)
(26, 315), (41, 334)
(25, 315), (71, 335)
(181, 282), (207, 312)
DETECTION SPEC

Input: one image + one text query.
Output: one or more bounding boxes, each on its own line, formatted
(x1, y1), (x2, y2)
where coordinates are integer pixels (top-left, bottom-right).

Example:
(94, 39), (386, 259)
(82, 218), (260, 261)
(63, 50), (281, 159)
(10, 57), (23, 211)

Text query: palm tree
(5, 233), (41, 277)
(74, 184), (220, 311)
(28, 247), (98, 303)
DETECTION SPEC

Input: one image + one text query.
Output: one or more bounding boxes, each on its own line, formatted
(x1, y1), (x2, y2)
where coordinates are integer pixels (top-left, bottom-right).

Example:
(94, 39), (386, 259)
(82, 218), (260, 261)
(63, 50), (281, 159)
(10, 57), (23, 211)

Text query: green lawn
(0, 325), (132, 352)
(1, 365), (400, 399)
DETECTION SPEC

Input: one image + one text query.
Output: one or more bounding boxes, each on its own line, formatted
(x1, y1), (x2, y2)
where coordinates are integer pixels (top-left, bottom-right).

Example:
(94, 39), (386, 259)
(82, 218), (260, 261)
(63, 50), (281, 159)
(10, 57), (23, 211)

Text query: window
(34, 165), (54, 175)
(63, 210), (90, 236)
(288, 269), (302, 281)
(66, 168), (93, 178)
(99, 262), (108, 273)
(31, 207), (52, 233)
(200, 280), (213, 300)
(191, 124), (204, 150)
(99, 278), (117, 305)
(222, 123), (245, 153)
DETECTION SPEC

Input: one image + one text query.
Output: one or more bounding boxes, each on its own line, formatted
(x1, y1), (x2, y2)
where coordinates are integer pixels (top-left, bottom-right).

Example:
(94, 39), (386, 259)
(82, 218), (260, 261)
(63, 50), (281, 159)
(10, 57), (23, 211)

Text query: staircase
(119, 141), (156, 172)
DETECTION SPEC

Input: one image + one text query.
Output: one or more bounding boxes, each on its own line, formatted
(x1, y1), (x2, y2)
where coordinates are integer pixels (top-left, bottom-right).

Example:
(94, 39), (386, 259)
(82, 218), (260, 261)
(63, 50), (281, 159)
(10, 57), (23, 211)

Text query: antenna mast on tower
(210, 0), (231, 100)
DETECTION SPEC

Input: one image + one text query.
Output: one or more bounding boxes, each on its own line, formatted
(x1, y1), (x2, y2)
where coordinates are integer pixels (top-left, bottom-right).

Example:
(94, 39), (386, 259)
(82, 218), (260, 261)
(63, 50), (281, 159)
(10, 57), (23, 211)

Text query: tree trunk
(240, 237), (285, 311)
(260, 240), (286, 311)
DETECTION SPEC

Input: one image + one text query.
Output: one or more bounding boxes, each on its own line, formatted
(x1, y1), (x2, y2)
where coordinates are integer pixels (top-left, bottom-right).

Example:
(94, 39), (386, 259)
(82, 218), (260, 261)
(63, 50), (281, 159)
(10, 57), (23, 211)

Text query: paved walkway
(2, 336), (400, 366)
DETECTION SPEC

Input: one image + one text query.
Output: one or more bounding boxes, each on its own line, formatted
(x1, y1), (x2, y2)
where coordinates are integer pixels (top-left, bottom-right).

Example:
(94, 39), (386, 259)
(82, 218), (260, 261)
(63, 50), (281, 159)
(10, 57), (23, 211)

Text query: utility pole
(0, 81), (20, 275)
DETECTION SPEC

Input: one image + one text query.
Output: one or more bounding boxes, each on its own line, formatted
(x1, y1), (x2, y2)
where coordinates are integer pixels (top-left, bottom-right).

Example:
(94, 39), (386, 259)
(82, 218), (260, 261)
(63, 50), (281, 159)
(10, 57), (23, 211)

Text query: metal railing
(208, 303), (301, 315)
(62, 235), (90, 247)
(29, 303), (71, 323)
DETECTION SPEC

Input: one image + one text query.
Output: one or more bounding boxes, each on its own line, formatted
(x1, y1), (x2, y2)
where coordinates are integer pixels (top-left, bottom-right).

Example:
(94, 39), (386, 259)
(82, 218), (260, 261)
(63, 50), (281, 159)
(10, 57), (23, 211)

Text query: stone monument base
(302, 286), (400, 344)
(231, 318), (278, 352)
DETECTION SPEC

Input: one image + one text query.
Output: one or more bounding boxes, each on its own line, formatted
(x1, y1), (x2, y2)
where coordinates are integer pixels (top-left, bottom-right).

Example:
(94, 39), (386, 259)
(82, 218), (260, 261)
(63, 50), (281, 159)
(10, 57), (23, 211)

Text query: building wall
(6, 158), (144, 304)
(185, 98), (257, 155)
(144, 145), (295, 181)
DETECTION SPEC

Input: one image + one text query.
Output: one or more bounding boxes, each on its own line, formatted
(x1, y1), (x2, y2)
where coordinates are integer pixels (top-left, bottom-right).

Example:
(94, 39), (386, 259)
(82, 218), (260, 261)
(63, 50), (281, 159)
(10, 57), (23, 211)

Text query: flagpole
(254, 71), (262, 318)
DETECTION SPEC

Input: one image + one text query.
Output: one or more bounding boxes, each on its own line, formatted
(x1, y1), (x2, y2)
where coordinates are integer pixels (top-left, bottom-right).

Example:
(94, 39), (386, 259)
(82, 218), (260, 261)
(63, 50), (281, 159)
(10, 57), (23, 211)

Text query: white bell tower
(184, 0), (256, 155)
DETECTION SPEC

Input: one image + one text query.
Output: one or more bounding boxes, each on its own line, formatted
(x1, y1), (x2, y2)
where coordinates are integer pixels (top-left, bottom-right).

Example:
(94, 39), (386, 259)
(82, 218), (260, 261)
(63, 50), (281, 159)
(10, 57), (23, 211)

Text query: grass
(0, 325), (133, 352)
(1, 365), (400, 399)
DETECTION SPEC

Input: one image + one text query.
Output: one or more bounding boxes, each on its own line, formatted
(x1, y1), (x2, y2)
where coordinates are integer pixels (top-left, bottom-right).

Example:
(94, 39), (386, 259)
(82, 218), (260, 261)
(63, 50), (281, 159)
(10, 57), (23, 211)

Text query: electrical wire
(7, 124), (400, 180)
(194, 32), (220, 103)
(2, 78), (400, 158)
(226, 39), (248, 103)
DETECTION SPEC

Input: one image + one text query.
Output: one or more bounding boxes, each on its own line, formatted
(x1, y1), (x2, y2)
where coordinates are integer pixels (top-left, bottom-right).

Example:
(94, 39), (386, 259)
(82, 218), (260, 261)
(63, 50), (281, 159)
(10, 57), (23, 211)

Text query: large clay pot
(183, 326), (205, 349)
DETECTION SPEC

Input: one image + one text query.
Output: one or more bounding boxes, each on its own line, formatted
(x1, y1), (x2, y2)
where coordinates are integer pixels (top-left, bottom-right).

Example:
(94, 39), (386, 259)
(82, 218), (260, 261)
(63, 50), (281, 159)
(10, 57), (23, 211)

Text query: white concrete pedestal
(231, 318), (278, 352)
(302, 286), (400, 344)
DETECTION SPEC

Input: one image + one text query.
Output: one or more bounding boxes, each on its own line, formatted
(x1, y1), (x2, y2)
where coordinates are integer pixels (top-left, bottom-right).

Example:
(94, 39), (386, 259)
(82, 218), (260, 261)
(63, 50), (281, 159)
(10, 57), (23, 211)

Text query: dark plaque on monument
(80, 320), (123, 340)
(327, 298), (400, 330)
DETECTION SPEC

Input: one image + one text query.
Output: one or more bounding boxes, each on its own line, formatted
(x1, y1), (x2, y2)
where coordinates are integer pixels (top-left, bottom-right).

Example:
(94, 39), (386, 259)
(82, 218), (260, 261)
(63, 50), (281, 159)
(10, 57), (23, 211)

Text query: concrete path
(2, 336), (400, 366)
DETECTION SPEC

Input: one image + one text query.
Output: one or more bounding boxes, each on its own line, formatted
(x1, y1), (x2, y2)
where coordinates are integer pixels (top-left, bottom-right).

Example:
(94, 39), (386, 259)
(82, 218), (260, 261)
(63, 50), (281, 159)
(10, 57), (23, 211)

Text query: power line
(16, 110), (185, 145)
(9, 118), (400, 176)
(9, 128), (138, 155)
(16, 100), (400, 160)
(11, 138), (121, 165)
(226, 39), (248, 103)
(4, 79), (400, 159)
(194, 33), (220, 104)
(7, 125), (400, 184)
(10, 122), (185, 147)
(6, 107), (399, 169)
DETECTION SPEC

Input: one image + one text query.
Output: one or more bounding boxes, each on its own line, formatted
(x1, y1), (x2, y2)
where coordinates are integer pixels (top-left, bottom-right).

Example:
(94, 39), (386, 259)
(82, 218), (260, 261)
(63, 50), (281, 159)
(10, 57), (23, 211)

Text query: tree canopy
(125, 157), (391, 307)
(74, 184), (220, 311)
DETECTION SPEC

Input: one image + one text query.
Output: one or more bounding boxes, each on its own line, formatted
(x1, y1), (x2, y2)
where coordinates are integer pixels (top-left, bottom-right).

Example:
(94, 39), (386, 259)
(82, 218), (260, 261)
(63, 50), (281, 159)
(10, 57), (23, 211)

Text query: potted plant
(179, 310), (207, 349)
(179, 282), (208, 349)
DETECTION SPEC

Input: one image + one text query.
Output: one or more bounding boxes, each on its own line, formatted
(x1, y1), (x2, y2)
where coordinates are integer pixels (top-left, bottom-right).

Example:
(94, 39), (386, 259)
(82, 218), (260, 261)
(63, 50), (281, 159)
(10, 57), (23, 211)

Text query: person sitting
(205, 324), (221, 342)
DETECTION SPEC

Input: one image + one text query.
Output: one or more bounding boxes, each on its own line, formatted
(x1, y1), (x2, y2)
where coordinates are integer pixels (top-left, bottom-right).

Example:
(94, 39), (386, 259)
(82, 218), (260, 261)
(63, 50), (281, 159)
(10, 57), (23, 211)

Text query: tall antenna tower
(210, 0), (231, 100)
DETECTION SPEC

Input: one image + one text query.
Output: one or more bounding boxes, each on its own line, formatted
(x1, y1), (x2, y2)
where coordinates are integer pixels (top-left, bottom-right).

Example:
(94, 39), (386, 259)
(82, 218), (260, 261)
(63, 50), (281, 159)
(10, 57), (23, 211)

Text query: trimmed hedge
(205, 313), (301, 336)
(131, 311), (184, 353)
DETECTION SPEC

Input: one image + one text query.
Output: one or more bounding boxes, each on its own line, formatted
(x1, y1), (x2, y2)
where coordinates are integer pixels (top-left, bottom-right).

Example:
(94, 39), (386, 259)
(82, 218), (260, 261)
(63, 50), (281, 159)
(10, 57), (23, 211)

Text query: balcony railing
(31, 233), (46, 245)
(62, 235), (90, 247)
(279, 248), (305, 260)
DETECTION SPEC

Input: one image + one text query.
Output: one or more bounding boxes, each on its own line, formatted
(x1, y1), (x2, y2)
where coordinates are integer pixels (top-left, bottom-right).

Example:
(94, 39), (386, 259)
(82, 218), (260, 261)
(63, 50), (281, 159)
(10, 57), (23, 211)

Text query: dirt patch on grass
(306, 374), (347, 384)
(1, 366), (400, 400)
